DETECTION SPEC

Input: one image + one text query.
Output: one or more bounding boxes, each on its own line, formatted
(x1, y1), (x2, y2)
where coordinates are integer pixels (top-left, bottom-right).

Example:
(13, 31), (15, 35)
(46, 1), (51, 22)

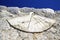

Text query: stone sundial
(7, 12), (56, 33)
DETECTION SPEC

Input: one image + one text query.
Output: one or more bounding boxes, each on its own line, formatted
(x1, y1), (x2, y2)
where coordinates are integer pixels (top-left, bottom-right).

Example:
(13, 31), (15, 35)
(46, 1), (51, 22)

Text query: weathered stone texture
(0, 5), (60, 40)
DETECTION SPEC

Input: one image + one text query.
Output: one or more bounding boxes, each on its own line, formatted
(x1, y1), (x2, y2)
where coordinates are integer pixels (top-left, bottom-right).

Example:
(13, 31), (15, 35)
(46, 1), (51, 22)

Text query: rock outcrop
(0, 5), (60, 40)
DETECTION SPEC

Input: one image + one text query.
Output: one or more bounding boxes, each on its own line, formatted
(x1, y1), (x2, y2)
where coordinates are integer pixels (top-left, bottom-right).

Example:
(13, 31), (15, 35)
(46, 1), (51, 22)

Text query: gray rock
(7, 7), (20, 14)
(0, 5), (60, 40)
(0, 10), (17, 18)
(19, 7), (35, 13)
(0, 28), (19, 40)
(0, 5), (7, 12)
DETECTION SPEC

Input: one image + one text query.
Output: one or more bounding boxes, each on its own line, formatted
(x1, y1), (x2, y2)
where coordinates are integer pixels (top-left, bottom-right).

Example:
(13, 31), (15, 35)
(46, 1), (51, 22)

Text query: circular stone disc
(7, 15), (56, 33)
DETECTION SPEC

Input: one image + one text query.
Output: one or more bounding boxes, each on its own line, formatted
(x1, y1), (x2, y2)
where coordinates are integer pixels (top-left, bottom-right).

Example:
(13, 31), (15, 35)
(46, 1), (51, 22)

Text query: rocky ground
(0, 5), (60, 40)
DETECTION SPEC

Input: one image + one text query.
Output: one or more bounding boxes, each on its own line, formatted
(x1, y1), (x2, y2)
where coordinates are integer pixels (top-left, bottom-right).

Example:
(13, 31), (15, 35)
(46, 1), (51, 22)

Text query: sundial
(7, 12), (56, 33)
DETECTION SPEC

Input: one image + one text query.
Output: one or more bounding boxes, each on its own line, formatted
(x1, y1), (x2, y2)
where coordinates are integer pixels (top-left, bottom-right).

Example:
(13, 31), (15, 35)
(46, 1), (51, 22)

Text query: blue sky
(0, 0), (60, 10)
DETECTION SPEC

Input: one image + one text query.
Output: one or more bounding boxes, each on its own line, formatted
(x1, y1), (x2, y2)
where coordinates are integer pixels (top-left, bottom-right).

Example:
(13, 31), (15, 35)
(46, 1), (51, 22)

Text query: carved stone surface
(7, 14), (56, 32)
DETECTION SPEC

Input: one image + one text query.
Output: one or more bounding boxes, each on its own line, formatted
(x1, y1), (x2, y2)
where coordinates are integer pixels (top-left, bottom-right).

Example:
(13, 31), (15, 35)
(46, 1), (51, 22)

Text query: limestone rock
(0, 5), (7, 11)
(0, 18), (11, 30)
(42, 8), (55, 13)
(0, 5), (60, 40)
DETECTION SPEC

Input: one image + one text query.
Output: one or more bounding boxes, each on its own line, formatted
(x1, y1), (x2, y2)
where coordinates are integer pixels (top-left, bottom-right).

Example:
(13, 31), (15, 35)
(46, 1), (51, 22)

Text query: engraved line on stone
(28, 12), (34, 28)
